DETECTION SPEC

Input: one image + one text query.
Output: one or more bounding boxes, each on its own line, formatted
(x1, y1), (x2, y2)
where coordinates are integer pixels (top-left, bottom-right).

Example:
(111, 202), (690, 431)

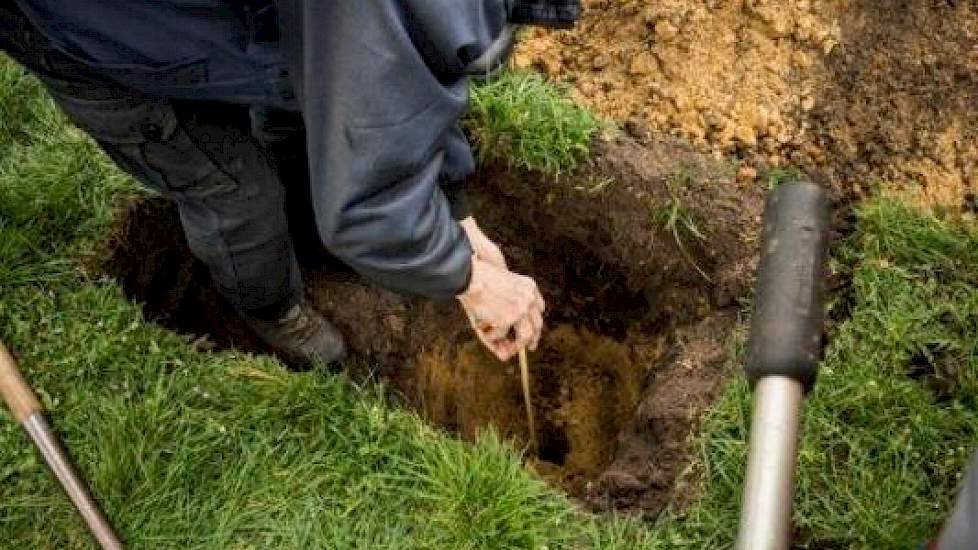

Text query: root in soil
(103, 137), (762, 516)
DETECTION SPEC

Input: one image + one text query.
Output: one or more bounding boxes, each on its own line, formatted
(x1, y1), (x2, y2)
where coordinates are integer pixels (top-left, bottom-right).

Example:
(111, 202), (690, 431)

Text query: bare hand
(459, 216), (507, 269)
(457, 256), (545, 361)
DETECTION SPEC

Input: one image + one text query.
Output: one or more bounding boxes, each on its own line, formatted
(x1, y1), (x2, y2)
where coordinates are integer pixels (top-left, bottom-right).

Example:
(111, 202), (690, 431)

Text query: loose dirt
(104, 136), (763, 516)
(514, 0), (978, 213)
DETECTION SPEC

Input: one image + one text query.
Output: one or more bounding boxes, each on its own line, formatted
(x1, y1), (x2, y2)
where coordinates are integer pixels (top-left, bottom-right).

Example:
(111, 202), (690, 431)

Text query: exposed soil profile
(104, 137), (762, 516)
(514, 0), (978, 213)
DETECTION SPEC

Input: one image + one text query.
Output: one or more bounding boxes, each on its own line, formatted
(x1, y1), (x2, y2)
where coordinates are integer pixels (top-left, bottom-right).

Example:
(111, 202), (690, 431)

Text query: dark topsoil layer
(105, 135), (767, 516)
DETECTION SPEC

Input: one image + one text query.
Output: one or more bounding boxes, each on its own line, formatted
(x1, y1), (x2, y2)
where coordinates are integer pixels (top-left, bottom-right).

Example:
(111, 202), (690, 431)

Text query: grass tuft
(650, 170), (710, 281)
(465, 71), (604, 175)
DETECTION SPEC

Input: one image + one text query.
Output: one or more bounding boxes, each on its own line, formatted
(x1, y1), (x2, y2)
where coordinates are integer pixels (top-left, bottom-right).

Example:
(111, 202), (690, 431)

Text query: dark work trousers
(1, 4), (303, 319)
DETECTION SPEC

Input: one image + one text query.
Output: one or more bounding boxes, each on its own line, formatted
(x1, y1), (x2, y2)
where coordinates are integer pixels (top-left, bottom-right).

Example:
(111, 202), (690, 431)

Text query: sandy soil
(514, 0), (978, 214)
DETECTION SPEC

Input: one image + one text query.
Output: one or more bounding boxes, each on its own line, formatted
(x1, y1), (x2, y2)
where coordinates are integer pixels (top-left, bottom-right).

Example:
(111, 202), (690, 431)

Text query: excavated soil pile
(514, 0), (978, 212)
(105, 136), (763, 515)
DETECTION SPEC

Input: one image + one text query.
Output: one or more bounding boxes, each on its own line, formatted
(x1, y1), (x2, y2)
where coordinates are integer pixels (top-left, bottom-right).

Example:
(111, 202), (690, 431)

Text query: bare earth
(514, 0), (978, 213)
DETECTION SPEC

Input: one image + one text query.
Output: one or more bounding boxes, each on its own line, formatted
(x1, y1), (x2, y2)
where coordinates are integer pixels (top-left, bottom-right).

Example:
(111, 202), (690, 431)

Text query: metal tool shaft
(1, 342), (123, 549)
(23, 412), (123, 550)
(736, 376), (805, 550)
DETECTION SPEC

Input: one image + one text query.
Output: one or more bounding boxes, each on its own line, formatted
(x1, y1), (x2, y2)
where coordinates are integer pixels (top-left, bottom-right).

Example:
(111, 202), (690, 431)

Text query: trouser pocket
(49, 91), (239, 200)
(47, 87), (300, 316)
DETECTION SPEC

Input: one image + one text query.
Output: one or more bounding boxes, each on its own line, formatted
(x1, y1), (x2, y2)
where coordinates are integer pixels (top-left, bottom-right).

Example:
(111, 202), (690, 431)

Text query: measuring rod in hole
(0, 341), (123, 550)
(736, 182), (829, 550)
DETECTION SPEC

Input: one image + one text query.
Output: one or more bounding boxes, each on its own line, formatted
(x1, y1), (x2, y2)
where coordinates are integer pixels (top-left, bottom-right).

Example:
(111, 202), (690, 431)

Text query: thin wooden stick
(463, 310), (538, 451)
(518, 348), (537, 451)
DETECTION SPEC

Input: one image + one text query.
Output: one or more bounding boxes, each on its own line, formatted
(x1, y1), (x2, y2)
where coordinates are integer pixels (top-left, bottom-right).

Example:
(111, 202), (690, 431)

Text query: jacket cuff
(450, 252), (475, 299)
(443, 182), (472, 220)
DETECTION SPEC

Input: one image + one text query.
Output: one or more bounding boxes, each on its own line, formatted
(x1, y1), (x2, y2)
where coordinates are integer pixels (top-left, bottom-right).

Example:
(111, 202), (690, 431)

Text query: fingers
(475, 328), (517, 362)
(481, 309), (540, 361)
(478, 315), (515, 344)
(495, 339), (519, 362)
(524, 279), (545, 351)
(473, 318), (539, 361)
(514, 315), (535, 353)
(510, 276), (543, 352)
(457, 256), (546, 362)
(528, 306), (543, 351)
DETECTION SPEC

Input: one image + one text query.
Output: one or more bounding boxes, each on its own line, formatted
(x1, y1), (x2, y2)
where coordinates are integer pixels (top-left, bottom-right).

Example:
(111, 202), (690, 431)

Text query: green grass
(650, 170), (710, 282)
(466, 71), (604, 175)
(3, 54), (978, 549)
(762, 167), (806, 190)
(666, 199), (978, 548)
(0, 57), (652, 549)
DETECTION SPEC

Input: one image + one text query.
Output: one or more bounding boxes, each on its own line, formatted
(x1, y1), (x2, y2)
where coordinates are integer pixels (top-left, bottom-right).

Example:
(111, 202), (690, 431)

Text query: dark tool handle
(746, 181), (829, 389)
(507, 0), (580, 28)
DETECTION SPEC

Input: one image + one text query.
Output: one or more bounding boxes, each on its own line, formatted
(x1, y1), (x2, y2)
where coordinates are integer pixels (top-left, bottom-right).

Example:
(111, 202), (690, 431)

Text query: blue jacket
(14, 0), (510, 299)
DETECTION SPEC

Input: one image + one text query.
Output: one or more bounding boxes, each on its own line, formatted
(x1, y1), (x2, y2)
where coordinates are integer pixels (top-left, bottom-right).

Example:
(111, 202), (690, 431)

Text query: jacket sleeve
(277, 0), (508, 300)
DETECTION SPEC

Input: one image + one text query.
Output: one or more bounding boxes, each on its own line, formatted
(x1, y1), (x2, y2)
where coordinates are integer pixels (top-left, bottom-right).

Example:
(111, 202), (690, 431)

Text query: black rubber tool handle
(746, 181), (830, 390)
(507, 0), (580, 28)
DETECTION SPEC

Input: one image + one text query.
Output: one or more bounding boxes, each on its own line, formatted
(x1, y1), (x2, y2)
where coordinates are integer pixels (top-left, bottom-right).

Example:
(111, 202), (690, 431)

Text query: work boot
(241, 297), (348, 368)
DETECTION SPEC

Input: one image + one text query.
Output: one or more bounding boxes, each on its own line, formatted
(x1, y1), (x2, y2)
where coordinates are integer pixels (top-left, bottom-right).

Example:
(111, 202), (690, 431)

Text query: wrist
(458, 255), (487, 303)
(458, 216), (477, 235)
